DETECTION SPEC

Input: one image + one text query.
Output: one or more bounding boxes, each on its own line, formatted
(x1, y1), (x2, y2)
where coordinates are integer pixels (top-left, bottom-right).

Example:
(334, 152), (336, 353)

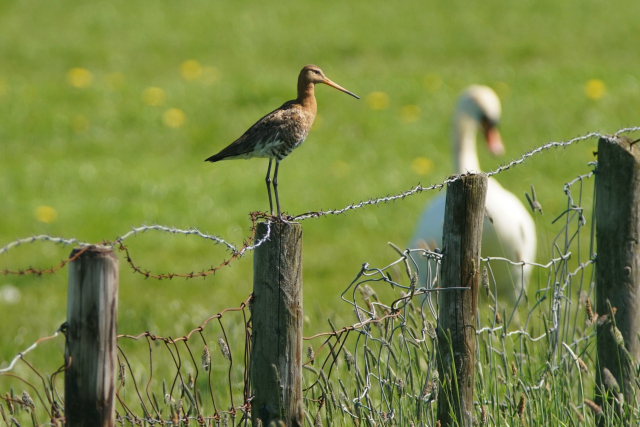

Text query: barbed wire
(290, 128), (639, 221)
(0, 221), (263, 258)
(1, 212), (272, 279)
(1, 128), (638, 281)
(0, 245), (93, 276)
(0, 235), (92, 256)
(116, 213), (272, 279)
(484, 127), (638, 178)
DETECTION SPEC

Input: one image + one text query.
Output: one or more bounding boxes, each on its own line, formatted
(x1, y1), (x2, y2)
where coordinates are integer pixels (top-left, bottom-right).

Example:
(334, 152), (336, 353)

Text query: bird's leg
(265, 159), (274, 216)
(273, 160), (283, 221)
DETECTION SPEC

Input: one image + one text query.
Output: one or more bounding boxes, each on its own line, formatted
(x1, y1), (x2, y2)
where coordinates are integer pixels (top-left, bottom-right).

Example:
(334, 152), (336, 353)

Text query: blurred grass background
(0, 0), (638, 369)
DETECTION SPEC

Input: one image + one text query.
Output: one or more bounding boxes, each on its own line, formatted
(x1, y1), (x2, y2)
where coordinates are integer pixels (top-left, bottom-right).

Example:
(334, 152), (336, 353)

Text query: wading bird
(205, 65), (359, 221)
(410, 85), (536, 305)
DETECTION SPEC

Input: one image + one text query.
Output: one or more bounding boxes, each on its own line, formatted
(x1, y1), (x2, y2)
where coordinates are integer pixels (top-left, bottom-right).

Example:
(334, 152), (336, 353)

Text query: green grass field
(1, 0), (639, 423)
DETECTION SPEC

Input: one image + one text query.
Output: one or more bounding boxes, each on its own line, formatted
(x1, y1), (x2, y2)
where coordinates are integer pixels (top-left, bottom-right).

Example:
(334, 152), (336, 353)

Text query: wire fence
(1, 128), (640, 426)
(297, 164), (599, 426)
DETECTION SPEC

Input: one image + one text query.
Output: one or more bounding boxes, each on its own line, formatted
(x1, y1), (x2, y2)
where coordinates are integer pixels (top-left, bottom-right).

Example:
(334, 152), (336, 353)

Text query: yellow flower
(585, 79), (606, 100)
(163, 108), (186, 128)
(142, 87), (166, 106)
(366, 91), (389, 110)
(67, 68), (93, 88)
(411, 157), (434, 175)
(181, 60), (203, 81)
(35, 206), (57, 223)
(400, 105), (420, 123)
(423, 73), (442, 92)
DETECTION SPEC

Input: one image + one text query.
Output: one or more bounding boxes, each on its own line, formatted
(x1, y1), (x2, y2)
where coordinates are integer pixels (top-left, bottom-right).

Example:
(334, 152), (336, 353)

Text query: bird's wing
(205, 102), (298, 162)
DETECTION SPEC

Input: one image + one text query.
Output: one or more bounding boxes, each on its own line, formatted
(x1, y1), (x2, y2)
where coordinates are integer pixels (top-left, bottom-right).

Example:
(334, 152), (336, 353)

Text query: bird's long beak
(481, 120), (505, 156)
(323, 78), (360, 99)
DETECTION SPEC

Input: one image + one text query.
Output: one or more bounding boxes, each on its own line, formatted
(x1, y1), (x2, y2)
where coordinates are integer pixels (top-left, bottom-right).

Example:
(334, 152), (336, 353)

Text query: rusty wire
(1, 211), (271, 279)
(0, 245), (92, 277)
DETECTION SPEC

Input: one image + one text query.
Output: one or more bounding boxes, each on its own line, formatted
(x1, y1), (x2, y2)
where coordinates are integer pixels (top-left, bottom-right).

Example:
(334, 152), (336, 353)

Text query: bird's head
(300, 64), (360, 99)
(459, 85), (504, 156)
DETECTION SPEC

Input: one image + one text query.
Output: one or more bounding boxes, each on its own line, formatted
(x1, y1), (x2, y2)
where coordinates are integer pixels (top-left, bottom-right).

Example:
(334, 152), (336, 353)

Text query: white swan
(409, 85), (536, 304)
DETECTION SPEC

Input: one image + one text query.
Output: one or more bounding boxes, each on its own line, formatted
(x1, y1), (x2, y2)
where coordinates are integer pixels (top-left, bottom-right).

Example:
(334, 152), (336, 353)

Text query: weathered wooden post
(251, 222), (303, 427)
(65, 245), (118, 427)
(595, 135), (640, 410)
(437, 173), (488, 427)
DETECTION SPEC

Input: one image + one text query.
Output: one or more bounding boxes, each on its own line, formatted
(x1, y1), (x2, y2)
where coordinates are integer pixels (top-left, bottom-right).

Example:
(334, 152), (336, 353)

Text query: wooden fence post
(251, 222), (304, 427)
(595, 135), (640, 409)
(437, 173), (488, 427)
(65, 245), (118, 427)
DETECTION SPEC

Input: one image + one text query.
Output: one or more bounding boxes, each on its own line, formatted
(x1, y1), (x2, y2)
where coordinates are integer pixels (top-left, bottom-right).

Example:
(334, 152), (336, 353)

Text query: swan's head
(455, 85), (504, 156)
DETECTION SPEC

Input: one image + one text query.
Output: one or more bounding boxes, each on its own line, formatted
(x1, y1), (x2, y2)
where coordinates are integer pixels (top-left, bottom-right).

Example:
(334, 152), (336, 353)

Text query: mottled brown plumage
(206, 65), (359, 220)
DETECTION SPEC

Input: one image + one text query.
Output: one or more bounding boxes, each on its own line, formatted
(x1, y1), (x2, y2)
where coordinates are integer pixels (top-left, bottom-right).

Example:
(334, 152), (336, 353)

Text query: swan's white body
(409, 86), (536, 303)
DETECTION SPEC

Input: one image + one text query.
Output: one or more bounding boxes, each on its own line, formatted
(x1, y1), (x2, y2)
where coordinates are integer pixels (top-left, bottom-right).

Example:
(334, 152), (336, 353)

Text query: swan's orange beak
(482, 120), (505, 156)
(485, 128), (505, 156)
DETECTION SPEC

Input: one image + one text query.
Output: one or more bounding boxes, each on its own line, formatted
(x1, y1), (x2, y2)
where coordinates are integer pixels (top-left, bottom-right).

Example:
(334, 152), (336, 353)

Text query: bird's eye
(481, 115), (498, 128)
(313, 70), (321, 74)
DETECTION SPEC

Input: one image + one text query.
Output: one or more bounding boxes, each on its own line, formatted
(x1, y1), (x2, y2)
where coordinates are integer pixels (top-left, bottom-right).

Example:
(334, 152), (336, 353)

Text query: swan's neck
(453, 113), (481, 174)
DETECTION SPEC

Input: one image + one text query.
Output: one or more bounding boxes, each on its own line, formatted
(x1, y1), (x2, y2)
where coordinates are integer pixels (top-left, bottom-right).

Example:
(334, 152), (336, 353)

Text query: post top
(69, 245), (116, 258)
